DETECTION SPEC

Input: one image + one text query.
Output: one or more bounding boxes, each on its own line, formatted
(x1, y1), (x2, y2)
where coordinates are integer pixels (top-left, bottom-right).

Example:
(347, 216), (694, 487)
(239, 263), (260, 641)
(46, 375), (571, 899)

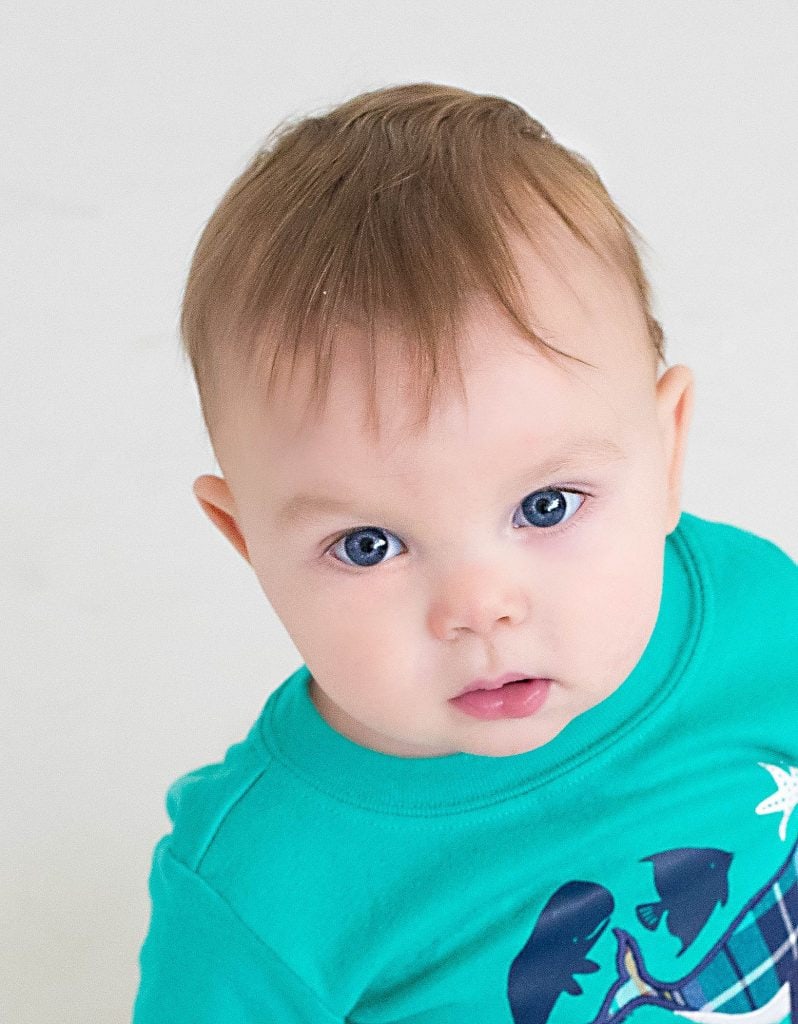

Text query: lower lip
(449, 679), (552, 720)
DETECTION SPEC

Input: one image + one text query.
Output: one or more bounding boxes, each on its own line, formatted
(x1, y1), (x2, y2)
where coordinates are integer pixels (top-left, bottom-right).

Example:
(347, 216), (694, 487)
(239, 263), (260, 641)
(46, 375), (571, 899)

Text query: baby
(133, 83), (798, 1024)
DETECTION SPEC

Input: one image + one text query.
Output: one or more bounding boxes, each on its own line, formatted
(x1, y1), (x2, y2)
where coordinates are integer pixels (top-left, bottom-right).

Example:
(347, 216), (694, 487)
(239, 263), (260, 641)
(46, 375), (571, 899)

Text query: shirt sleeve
(132, 837), (344, 1024)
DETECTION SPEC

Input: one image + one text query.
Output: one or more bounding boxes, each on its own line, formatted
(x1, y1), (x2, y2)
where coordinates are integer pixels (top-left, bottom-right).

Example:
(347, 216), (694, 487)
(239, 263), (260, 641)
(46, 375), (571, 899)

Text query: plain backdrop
(2, 2), (797, 1020)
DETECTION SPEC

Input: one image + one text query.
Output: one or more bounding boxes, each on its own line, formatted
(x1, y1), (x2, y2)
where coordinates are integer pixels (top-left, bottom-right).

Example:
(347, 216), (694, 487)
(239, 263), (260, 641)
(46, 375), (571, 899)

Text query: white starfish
(755, 762), (798, 841)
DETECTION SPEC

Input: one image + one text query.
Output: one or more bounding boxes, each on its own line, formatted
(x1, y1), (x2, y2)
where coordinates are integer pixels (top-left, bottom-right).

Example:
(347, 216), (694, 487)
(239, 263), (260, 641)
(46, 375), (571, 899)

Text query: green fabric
(133, 511), (798, 1023)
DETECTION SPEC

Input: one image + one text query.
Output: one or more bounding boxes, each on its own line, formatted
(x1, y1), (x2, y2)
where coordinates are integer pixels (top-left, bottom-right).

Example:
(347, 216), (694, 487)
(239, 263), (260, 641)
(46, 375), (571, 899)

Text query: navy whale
(508, 880), (614, 1023)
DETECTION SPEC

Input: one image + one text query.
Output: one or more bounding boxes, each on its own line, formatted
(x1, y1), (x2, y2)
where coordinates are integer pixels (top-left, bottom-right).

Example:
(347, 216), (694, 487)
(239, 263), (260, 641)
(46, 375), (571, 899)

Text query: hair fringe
(179, 81), (667, 449)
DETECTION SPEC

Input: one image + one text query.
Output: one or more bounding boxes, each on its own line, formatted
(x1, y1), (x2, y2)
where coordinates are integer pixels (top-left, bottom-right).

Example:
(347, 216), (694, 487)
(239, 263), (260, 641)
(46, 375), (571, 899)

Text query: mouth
(453, 671), (545, 698)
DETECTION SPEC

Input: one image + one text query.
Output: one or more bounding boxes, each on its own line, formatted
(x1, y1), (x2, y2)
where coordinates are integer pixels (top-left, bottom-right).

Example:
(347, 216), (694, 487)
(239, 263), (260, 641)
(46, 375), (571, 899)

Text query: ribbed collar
(257, 513), (709, 816)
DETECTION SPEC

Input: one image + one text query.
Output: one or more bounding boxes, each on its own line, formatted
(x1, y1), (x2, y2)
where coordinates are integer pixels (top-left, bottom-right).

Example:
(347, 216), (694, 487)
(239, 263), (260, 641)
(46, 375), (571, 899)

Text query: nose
(428, 565), (527, 640)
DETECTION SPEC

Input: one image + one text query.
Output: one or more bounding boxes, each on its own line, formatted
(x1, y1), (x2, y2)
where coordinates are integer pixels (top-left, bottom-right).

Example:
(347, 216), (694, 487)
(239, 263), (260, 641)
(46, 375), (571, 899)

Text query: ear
(192, 474), (251, 565)
(655, 364), (695, 535)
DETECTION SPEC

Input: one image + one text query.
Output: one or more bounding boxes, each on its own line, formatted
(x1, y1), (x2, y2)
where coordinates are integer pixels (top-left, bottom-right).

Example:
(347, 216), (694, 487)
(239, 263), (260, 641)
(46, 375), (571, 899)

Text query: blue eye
(325, 488), (588, 570)
(329, 525), (402, 569)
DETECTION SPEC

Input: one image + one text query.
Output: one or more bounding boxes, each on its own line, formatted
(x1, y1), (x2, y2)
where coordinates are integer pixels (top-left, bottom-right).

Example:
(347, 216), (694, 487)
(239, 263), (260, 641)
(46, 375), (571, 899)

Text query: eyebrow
(276, 435), (625, 527)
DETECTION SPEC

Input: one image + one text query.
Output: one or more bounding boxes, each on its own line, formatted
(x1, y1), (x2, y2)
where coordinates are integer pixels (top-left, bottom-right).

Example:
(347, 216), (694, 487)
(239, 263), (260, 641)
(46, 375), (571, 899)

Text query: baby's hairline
(209, 318), (662, 466)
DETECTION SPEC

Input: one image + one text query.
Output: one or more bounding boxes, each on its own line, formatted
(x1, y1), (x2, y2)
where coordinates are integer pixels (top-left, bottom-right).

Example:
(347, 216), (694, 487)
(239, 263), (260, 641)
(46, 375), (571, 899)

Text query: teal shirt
(133, 511), (798, 1023)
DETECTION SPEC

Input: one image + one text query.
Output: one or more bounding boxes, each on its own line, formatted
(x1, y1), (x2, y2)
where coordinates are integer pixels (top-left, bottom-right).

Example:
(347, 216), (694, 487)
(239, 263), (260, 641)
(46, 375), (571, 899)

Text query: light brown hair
(179, 81), (666, 445)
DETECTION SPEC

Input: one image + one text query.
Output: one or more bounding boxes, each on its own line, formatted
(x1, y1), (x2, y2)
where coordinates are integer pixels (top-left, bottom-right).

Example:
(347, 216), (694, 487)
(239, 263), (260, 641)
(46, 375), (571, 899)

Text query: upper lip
(452, 671), (544, 698)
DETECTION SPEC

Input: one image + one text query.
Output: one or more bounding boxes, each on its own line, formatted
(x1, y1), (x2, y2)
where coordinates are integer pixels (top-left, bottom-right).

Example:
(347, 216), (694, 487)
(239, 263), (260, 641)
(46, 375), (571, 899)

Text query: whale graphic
(508, 880), (614, 1023)
(589, 834), (798, 1024)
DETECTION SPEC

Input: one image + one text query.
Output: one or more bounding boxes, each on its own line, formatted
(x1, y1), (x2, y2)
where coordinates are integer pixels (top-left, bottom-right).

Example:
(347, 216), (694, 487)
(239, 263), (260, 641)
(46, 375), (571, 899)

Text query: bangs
(180, 83), (666, 446)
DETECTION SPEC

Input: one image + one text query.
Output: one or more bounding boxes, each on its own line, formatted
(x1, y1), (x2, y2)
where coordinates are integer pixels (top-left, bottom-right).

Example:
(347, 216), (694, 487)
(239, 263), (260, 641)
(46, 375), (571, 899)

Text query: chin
(463, 733), (557, 758)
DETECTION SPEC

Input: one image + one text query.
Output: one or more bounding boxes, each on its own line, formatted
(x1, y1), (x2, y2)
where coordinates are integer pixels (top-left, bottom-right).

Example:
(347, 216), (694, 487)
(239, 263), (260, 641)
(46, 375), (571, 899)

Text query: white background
(3, 2), (797, 1020)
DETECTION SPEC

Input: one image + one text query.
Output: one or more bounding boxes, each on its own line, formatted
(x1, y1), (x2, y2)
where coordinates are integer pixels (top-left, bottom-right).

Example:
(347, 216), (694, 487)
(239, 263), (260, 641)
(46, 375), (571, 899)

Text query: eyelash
(322, 486), (592, 570)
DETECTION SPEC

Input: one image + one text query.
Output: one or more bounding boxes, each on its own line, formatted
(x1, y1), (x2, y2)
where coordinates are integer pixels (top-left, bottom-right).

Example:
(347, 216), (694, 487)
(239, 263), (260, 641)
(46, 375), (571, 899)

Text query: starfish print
(755, 762), (798, 841)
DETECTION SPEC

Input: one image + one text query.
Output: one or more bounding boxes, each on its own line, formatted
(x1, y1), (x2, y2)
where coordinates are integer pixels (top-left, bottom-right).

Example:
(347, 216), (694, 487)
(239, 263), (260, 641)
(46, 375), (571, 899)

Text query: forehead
(222, 226), (654, 494)
(304, 234), (639, 398)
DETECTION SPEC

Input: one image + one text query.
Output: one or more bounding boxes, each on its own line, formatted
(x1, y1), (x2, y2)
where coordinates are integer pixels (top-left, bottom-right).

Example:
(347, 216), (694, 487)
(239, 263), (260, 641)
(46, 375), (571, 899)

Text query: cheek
(255, 561), (402, 671)
(571, 533), (664, 688)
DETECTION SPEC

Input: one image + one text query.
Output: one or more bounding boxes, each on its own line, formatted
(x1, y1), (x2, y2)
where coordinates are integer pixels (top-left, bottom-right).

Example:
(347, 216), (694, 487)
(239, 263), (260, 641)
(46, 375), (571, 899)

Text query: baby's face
(195, 230), (694, 758)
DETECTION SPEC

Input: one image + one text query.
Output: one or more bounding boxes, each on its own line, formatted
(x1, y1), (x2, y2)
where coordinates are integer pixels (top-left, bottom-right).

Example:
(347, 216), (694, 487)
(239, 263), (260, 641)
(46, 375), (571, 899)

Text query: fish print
(589, 833), (798, 1023)
(636, 847), (734, 955)
(508, 880), (614, 1023)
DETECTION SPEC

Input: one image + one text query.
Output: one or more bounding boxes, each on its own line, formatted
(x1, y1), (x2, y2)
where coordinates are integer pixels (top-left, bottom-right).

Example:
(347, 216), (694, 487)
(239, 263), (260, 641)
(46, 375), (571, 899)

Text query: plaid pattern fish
(589, 834), (798, 1023)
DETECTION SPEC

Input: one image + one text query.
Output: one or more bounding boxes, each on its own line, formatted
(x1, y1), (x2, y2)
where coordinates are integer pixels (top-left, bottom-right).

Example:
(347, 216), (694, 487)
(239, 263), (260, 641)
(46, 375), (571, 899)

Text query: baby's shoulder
(674, 513), (797, 724)
(679, 510), (796, 605)
(162, 728), (279, 872)
(158, 723), (345, 953)
(677, 511), (796, 677)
